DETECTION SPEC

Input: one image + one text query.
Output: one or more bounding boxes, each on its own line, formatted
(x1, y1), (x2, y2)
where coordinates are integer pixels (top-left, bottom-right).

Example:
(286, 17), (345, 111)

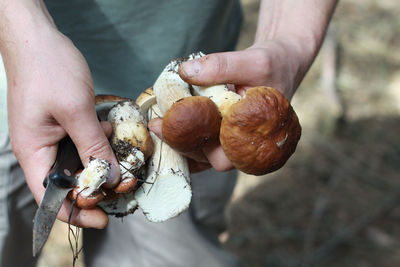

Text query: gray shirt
(0, 0), (242, 132)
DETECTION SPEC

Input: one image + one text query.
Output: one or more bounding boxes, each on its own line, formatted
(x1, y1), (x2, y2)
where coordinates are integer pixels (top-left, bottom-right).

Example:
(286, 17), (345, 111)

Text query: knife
(32, 136), (82, 257)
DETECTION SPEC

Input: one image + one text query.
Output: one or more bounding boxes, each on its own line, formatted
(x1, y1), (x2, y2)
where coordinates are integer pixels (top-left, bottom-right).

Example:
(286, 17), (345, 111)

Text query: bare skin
(1, 0), (338, 227)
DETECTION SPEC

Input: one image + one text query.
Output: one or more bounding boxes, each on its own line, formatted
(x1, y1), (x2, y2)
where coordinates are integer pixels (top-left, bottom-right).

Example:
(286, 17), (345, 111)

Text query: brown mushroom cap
(113, 177), (138, 193)
(220, 86), (301, 175)
(162, 96), (221, 153)
(69, 188), (105, 209)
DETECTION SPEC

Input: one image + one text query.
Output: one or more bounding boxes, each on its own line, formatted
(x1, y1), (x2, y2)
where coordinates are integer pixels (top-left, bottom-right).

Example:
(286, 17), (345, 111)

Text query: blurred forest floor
(38, 0), (400, 266)
(225, 0), (400, 266)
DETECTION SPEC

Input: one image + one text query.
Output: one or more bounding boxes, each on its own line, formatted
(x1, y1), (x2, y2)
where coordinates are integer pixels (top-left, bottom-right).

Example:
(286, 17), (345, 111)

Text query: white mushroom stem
(98, 191), (138, 217)
(153, 59), (192, 114)
(108, 100), (152, 181)
(134, 104), (192, 222)
(187, 52), (241, 117)
(76, 158), (111, 197)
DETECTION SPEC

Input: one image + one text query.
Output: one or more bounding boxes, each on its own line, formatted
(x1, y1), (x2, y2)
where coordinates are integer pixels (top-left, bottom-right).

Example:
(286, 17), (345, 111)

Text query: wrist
(0, 0), (57, 57)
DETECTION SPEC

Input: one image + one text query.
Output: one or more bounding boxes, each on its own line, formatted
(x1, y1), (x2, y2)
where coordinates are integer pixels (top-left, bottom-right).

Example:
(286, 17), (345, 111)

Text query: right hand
(4, 25), (119, 228)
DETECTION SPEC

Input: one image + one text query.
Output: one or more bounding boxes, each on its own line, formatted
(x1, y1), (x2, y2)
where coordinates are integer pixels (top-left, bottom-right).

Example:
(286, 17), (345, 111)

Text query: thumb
(55, 103), (120, 188)
(178, 50), (267, 87)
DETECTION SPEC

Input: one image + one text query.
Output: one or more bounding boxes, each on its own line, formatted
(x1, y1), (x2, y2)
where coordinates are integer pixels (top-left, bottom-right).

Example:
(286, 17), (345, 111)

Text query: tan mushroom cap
(220, 86), (301, 175)
(136, 87), (156, 113)
(162, 96), (222, 153)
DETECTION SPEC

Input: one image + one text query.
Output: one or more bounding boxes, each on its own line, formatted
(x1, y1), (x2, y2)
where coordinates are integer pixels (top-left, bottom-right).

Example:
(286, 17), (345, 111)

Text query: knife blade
(32, 136), (82, 257)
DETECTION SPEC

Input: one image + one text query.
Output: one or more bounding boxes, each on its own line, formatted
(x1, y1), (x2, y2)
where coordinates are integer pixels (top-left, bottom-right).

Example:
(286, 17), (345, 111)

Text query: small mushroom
(220, 86), (301, 175)
(107, 99), (153, 193)
(69, 158), (110, 209)
(153, 58), (222, 154)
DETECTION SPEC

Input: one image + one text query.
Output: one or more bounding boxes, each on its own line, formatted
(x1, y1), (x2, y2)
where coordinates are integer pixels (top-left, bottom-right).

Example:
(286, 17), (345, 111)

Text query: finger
(55, 102), (120, 188)
(100, 121), (113, 138)
(57, 200), (108, 229)
(178, 50), (268, 87)
(148, 118), (162, 139)
(202, 143), (234, 172)
(21, 145), (107, 229)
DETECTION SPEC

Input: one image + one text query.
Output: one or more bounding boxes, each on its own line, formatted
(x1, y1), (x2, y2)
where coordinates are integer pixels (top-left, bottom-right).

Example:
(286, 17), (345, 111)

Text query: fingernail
(181, 60), (202, 78)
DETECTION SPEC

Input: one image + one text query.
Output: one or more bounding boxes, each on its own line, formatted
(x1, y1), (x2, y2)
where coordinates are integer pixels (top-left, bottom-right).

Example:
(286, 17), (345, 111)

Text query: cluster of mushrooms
(68, 52), (301, 223)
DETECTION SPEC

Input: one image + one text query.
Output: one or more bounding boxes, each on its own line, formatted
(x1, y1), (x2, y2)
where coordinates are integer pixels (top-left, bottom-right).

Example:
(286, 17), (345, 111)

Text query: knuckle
(80, 138), (111, 162)
(207, 54), (229, 78)
(256, 50), (273, 77)
(64, 100), (88, 120)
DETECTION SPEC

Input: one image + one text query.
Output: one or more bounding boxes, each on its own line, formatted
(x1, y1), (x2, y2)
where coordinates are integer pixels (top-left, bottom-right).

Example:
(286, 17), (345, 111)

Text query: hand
(149, 40), (310, 173)
(5, 27), (119, 228)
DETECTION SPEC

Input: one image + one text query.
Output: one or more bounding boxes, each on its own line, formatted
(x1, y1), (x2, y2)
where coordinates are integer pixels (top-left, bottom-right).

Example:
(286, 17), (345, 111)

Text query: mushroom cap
(220, 86), (301, 175)
(136, 87), (156, 113)
(162, 96), (221, 153)
(113, 177), (138, 193)
(69, 188), (105, 209)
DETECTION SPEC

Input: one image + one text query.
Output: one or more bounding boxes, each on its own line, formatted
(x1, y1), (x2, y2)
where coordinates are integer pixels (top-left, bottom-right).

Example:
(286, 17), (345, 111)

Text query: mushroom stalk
(134, 104), (192, 222)
(107, 100), (153, 193)
(153, 59), (192, 114)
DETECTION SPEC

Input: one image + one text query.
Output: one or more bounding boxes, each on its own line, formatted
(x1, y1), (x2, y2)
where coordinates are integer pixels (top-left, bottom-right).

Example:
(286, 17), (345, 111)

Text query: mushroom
(161, 96), (221, 153)
(175, 52), (302, 175)
(219, 86), (301, 175)
(107, 99), (153, 193)
(134, 87), (192, 223)
(153, 59), (222, 154)
(69, 159), (110, 209)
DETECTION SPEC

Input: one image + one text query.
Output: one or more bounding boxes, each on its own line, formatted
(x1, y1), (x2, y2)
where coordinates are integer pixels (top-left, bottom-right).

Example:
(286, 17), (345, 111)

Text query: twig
(68, 189), (86, 267)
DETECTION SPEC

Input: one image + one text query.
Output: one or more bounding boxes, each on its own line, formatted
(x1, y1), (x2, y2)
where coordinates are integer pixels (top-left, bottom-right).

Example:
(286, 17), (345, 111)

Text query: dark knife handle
(43, 136), (82, 189)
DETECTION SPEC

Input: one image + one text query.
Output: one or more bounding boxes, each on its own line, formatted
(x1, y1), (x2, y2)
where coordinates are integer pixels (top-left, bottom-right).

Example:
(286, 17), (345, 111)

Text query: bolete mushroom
(219, 86), (301, 175)
(153, 59), (222, 154)
(107, 99), (153, 193)
(134, 87), (192, 223)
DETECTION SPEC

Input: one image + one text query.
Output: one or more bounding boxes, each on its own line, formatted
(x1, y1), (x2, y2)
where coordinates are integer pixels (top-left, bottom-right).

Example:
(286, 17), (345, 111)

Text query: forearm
(255, 0), (338, 55)
(254, 0), (338, 93)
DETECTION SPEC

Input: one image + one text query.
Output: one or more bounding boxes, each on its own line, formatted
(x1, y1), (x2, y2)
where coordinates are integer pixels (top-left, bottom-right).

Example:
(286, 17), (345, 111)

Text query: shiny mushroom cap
(220, 86), (301, 175)
(162, 96), (221, 153)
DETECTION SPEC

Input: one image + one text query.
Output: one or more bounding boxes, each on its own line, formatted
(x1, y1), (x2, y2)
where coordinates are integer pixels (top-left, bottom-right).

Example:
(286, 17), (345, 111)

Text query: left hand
(150, 40), (310, 173)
